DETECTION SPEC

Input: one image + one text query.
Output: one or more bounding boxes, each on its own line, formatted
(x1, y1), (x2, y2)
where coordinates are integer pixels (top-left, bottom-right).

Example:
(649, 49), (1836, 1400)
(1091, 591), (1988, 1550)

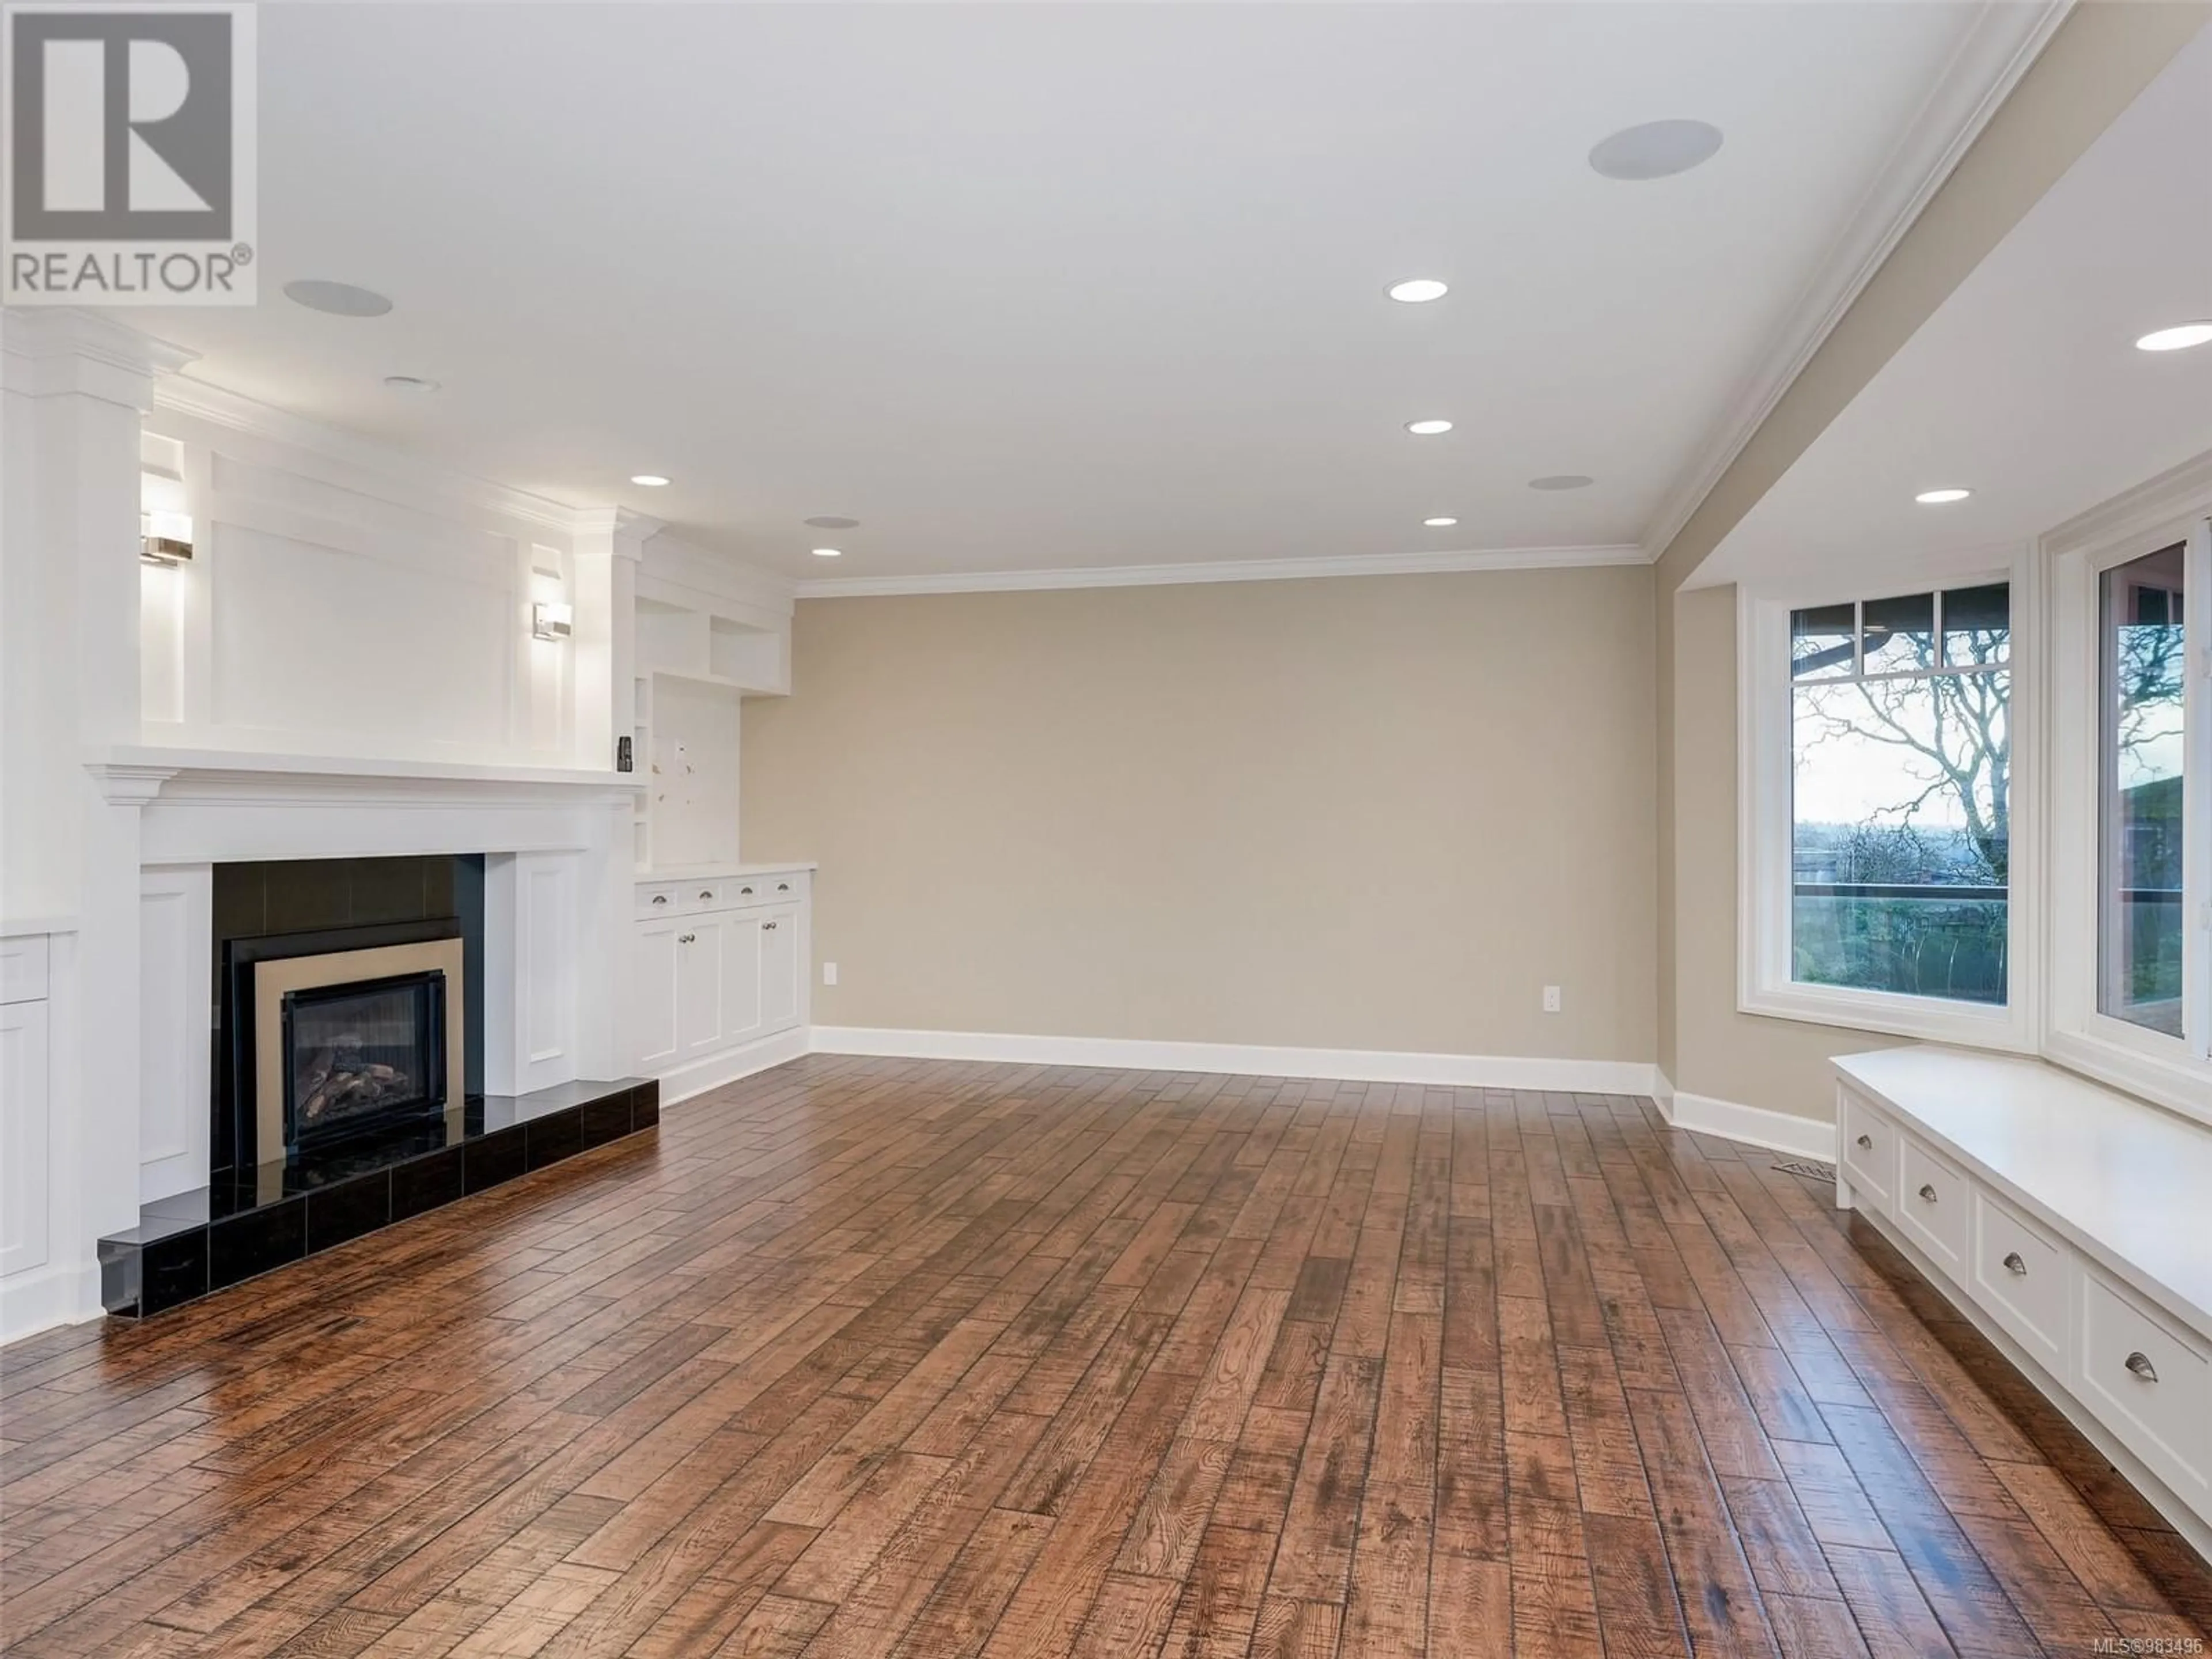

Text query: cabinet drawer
(724, 877), (774, 907)
(637, 883), (682, 919)
(2078, 1270), (2212, 1502)
(678, 881), (727, 911)
(0, 935), (48, 1005)
(1969, 1187), (2069, 1370)
(1896, 1135), (1968, 1275)
(1838, 1089), (1895, 1211)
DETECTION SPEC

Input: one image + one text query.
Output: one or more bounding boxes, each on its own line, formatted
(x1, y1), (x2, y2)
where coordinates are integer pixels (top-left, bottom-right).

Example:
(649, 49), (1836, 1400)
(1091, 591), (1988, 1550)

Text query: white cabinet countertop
(1834, 1047), (2212, 1338)
(637, 862), (817, 881)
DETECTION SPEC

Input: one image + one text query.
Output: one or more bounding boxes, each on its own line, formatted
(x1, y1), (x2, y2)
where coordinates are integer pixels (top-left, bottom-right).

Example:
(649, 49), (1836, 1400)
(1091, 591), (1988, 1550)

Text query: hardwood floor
(2, 1055), (2207, 1657)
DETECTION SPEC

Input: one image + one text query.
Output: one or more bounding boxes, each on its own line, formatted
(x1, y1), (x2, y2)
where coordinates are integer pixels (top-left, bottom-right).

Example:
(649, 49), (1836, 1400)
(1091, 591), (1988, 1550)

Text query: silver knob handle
(763, 921), (778, 931)
(2125, 1351), (2158, 1383)
(2002, 1252), (2026, 1275)
(1917, 1183), (1938, 1203)
(699, 890), (715, 901)
(652, 894), (669, 906)
(1855, 1134), (1872, 1150)
(678, 932), (695, 944)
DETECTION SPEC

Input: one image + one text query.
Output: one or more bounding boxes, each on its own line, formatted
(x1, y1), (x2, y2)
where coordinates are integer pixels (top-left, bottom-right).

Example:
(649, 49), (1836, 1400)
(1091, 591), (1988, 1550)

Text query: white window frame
(1739, 556), (2039, 1052)
(2043, 456), (2212, 1126)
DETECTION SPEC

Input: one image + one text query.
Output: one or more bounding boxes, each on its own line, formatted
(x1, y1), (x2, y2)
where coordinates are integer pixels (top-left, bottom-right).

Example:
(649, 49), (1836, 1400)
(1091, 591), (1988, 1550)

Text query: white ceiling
(1702, 25), (2212, 594)
(134, 1), (2022, 581)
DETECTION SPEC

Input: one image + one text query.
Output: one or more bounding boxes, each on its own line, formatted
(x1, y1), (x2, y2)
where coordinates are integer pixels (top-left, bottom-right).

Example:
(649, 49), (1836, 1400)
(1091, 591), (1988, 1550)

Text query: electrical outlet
(823, 961), (838, 986)
(1541, 985), (1562, 1013)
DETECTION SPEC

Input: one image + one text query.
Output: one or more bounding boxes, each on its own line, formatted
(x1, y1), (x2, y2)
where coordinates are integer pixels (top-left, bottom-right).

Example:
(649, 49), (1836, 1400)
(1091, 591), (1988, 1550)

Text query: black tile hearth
(209, 1198), (305, 1293)
(464, 1125), (527, 1193)
(99, 1077), (656, 1317)
(392, 1146), (465, 1221)
(525, 1108), (583, 1171)
(306, 1173), (391, 1253)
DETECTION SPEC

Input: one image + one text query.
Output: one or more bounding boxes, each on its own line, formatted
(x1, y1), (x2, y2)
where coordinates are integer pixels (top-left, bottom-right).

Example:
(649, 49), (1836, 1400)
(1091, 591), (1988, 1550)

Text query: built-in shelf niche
(629, 582), (789, 873)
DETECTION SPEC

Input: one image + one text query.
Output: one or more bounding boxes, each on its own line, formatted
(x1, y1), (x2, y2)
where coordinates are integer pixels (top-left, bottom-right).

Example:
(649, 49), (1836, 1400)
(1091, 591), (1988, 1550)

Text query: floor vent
(1772, 1158), (1836, 1182)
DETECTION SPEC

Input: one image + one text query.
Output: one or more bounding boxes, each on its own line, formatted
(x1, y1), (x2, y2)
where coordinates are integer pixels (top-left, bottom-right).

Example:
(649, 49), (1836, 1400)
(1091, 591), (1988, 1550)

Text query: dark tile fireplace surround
(98, 856), (656, 1318)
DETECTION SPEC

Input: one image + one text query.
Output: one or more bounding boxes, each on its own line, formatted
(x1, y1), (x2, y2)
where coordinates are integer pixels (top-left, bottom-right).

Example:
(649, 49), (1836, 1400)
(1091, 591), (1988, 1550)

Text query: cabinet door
(678, 915), (726, 1058)
(721, 912), (764, 1046)
(762, 906), (801, 1031)
(0, 999), (51, 1279)
(632, 919), (683, 1072)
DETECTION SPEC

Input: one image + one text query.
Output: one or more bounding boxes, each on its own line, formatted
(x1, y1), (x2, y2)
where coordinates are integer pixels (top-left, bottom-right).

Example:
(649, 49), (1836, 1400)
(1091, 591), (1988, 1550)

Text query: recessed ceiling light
(2135, 321), (2212, 353)
(1388, 279), (1449, 304)
(1406, 419), (1453, 436)
(1422, 517), (1459, 528)
(282, 279), (393, 317)
(1529, 474), (1594, 491)
(1588, 119), (1724, 181)
(805, 516), (860, 529)
(811, 547), (843, 558)
(630, 474), (671, 487)
(381, 374), (438, 393)
(1915, 487), (1971, 505)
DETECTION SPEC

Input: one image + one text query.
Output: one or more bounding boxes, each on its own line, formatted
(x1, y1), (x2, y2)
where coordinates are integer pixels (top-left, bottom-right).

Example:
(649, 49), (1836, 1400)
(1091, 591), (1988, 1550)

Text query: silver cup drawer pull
(1855, 1133), (1873, 1150)
(651, 893), (669, 906)
(699, 889), (715, 901)
(2001, 1251), (2027, 1276)
(2124, 1351), (2158, 1384)
(1917, 1183), (1938, 1203)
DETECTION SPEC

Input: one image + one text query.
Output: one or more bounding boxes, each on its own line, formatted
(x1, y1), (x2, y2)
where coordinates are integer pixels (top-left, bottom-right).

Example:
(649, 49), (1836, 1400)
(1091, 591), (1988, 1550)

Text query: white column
(1, 313), (194, 1315)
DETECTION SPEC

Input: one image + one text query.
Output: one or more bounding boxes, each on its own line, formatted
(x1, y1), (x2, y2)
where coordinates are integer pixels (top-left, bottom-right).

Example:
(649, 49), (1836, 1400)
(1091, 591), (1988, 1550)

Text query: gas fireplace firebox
(254, 938), (465, 1157)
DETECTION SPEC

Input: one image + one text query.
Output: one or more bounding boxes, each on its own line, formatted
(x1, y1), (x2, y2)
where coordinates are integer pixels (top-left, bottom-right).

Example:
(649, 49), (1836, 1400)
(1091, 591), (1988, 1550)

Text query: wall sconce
(140, 509), (194, 566)
(532, 600), (574, 641)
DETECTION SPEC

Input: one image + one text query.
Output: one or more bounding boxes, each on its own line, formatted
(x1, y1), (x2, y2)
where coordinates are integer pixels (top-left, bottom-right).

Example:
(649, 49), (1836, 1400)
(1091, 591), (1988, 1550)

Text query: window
(1788, 586), (2011, 1006)
(2048, 491), (2210, 1122)
(2099, 545), (2187, 1037)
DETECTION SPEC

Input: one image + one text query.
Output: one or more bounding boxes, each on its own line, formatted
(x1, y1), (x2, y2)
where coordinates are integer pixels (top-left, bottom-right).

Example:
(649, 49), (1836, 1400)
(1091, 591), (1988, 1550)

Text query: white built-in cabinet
(632, 867), (810, 1101)
(1834, 1049), (2212, 1559)
(0, 928), (64, 1340)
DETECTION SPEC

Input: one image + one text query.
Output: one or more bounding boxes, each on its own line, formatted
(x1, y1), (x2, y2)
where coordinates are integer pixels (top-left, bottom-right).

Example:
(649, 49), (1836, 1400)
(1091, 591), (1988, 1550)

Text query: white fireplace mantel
(88, 745), (642, 866)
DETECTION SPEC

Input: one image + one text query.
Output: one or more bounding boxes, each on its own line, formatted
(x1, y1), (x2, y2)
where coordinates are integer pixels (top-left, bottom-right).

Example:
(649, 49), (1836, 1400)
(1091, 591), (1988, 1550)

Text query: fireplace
(254, 938), (466, 1157)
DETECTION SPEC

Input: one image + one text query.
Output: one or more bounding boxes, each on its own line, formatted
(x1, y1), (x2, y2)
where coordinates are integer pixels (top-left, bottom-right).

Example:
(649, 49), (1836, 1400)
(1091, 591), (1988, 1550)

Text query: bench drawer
(1969, 1187), (2069, 1370)
(2078, 1269), (2211, 1503)
(1838, 1088), (1896, 1211)
(1896, 1134), (1968, 1275)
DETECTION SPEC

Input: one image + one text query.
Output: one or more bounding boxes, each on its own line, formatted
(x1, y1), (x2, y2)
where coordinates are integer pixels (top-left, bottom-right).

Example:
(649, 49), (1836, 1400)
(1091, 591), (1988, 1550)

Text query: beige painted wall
(1666, 584), (1899, 1121)
(743, 567), (1657, 1062)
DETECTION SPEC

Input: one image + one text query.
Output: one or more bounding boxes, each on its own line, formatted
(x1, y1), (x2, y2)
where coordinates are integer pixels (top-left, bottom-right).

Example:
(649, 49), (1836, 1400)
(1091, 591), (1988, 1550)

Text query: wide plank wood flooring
(2, 1055), (2207, 1656)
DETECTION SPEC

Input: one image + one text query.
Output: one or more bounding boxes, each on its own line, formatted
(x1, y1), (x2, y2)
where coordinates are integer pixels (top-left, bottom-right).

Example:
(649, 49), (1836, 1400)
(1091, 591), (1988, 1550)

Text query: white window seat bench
(1834, 1047), (2212, 1559)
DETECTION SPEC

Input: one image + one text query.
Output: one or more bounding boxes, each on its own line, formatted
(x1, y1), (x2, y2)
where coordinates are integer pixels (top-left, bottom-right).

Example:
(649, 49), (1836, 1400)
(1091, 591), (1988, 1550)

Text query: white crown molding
(641, 531), (799, 611)
(2040, 445), (2212, 559)
(570, 505), (665, 559)
(1637, 0), (2075, 564)
(149, 375), (589, 539)
(1, 309), (196, 405)
(810, 1025), (1661, 1097)
(793, 543), (1649, 600)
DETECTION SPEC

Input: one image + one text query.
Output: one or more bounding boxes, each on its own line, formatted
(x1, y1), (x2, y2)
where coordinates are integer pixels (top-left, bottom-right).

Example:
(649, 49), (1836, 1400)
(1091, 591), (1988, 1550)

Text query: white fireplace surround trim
(75, 744), (639, 1302)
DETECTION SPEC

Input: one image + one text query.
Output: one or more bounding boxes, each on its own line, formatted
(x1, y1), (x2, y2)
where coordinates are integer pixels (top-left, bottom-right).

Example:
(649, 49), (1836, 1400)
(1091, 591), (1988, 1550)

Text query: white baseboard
(657, 1026), (812, 1107)
(1660, 1084), (1838, 1161)
(807, 1027), (1659, 1096)
(0, 1259), (103, 1348)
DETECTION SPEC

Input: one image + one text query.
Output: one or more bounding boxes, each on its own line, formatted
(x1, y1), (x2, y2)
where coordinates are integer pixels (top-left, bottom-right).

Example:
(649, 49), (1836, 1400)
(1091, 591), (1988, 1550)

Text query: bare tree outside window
(1789, 586), (2010, 1004)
